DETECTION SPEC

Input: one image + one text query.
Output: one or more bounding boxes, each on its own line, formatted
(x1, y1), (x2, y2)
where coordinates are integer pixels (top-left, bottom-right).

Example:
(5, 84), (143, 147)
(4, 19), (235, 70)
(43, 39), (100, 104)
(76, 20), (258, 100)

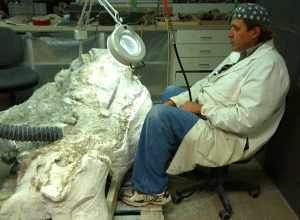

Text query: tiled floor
(0, 160), (299, 220)
(164, 185), (298, 220)
(164, 161), (299, 220)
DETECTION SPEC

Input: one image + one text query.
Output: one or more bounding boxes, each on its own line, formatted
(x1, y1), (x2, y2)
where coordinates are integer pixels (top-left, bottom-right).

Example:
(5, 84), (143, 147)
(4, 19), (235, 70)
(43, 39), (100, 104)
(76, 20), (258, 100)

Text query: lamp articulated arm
(77, 0), (123, 27)
(96, 0), (123, 25)
(75, 0), (146, 67)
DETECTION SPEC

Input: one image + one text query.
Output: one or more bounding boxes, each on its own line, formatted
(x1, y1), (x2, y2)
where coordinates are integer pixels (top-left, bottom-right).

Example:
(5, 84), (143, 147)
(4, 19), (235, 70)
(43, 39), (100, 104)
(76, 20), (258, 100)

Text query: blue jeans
(132, 86), (199, 194)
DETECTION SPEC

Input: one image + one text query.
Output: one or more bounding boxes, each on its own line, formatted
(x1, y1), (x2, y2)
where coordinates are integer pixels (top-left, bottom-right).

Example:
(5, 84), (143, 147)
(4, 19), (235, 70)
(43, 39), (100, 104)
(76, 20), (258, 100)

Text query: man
(121, 3), (290, 207)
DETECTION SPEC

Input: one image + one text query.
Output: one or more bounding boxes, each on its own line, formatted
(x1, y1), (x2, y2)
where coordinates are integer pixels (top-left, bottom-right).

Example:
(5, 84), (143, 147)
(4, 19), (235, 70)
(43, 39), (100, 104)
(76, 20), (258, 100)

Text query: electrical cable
(163, 0), (192, 101)
(173, 42), (192, 101)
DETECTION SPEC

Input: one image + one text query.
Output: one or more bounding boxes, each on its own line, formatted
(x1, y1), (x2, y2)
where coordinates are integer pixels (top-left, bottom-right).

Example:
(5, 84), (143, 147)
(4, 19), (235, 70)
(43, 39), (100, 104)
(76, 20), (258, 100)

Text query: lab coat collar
(215, 39), (274, 78)
(239, 41), (263, 61)
(245, 39), (274, 60)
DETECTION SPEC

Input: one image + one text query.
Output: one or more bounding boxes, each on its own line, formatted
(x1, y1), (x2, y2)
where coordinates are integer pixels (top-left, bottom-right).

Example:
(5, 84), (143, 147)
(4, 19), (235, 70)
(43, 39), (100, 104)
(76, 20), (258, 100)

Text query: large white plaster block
(0, 49), (152, 220)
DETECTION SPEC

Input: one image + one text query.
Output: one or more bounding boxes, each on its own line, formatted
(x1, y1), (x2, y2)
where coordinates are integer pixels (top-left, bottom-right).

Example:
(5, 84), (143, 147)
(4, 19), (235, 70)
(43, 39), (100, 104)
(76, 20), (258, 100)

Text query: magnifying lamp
(78, 0), (146, 67)
(107, 24), (145, 67)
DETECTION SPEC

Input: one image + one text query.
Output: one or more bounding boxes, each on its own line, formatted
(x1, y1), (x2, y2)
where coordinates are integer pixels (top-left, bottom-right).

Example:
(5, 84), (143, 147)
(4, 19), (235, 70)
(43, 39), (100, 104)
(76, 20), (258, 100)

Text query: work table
(0, 20), (230, 102)
(0, 20), (229, 32)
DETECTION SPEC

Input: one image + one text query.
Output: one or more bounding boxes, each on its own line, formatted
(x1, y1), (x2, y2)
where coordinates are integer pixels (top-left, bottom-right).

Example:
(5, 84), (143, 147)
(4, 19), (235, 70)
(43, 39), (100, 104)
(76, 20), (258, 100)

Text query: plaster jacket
(167, 40), (290, 175)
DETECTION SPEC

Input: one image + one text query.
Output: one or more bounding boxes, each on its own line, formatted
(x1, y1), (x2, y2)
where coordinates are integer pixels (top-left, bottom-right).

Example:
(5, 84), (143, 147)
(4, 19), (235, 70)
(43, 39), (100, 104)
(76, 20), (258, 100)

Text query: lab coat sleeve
(170, 53), (236, 107)
(170, 78), (209, 106)
(201, 59), (289, 135)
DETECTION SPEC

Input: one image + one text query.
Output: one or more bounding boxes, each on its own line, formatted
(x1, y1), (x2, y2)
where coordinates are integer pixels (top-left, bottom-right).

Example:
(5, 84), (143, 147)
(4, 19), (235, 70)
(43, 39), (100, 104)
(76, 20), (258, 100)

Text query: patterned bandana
(232, 3), (271, 30)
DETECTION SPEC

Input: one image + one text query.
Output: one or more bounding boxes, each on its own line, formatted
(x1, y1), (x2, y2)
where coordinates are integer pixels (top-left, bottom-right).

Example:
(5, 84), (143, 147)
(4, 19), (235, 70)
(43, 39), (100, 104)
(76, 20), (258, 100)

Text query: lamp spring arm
(96, 0), (123, 25)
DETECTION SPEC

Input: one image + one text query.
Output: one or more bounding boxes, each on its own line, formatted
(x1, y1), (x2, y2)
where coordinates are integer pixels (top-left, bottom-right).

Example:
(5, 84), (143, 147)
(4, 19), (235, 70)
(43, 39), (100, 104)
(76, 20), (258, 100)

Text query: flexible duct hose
(0, 124), (63, 142)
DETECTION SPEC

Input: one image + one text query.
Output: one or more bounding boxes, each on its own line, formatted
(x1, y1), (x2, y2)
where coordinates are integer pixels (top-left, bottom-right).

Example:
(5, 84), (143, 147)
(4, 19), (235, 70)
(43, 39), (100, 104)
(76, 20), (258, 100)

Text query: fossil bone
(0, 49), (152, 220)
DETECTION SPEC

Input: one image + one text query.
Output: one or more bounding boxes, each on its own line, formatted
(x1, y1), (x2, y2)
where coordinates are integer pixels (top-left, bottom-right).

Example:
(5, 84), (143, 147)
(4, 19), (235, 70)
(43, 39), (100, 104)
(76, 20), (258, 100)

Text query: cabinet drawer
(177, 44), (231, 57)
(174, 57), (225, 71)
(175, 71), (210, 87)
(176, 30), (229, 43)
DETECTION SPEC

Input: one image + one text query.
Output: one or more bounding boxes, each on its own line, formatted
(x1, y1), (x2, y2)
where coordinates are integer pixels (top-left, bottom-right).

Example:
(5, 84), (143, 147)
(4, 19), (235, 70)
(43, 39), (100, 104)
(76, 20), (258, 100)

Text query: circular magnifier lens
(119, 34), (140, 56)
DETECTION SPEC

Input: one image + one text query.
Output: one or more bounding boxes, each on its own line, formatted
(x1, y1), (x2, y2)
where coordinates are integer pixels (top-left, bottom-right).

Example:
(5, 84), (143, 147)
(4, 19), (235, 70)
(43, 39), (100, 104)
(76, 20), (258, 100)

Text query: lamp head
(107, 24), (146, 67)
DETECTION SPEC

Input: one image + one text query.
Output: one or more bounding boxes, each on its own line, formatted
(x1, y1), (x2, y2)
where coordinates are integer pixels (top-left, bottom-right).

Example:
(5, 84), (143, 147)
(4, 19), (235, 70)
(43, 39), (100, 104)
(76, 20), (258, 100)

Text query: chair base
(171, 167), (261, 220)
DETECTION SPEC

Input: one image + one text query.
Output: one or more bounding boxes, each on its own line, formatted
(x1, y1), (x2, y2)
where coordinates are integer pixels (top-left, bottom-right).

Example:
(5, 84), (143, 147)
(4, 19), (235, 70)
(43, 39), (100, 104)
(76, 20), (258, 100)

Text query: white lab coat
(167, 40), (290, 175)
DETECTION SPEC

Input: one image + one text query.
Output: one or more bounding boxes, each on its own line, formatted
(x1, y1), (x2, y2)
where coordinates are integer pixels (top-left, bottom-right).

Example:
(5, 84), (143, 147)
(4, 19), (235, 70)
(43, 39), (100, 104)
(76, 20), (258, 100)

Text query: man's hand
(164, 99), (176, 107)
(182, 101), (202, 115)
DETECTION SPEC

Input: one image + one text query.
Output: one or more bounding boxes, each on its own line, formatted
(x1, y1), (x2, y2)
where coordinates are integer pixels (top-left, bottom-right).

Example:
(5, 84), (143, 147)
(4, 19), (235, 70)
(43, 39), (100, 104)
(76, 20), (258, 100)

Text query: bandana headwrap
(232, 3), (271, 30)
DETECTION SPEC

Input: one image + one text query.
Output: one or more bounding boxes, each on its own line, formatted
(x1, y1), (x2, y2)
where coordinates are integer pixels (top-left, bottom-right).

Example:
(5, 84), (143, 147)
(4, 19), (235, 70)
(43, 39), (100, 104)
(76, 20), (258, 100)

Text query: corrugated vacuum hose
(0, 124), (63, 142)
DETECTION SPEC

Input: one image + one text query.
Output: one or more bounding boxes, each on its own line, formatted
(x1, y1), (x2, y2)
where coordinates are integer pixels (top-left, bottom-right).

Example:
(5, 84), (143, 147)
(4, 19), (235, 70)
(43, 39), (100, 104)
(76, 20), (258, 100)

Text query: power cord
(164, 9), (192, 101)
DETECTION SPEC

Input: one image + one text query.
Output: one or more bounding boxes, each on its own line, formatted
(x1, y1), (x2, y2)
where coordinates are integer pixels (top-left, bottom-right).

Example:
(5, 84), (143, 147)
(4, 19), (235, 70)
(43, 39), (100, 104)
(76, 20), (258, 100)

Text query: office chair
(0, 27), (39, 107)
(171, 156), (261, 220)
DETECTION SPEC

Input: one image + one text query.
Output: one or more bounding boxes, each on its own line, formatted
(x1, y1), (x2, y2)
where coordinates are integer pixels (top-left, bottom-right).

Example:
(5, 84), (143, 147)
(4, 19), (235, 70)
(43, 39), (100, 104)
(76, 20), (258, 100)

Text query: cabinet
(169, 29), (231, 86)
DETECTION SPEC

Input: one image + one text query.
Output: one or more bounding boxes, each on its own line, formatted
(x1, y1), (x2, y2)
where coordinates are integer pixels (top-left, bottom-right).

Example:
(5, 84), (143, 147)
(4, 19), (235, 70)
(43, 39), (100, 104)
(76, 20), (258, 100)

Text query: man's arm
(164, 99), (207, 120)
(167, 52), (237, 108)
(182, 101), (207, 120)
(201, 59), (289, 135)
(164, 99), (176, 107)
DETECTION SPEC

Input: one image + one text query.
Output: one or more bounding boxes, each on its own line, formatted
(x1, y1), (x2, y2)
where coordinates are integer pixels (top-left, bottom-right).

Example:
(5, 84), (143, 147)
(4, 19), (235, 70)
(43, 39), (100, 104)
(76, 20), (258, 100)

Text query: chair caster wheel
(219, 210), (231, 220)
(171, 193), (183, 204)
(248, 186), (260, 198)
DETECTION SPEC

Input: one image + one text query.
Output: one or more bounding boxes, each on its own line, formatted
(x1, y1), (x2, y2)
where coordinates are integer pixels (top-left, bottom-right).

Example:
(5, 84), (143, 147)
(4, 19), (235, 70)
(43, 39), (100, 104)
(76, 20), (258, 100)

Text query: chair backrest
(0, 27), (25, 67)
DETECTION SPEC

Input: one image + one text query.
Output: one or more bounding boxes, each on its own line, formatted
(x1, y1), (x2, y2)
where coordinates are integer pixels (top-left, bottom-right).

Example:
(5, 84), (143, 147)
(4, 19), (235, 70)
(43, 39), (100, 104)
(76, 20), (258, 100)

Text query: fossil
(0, 49), (152, 220)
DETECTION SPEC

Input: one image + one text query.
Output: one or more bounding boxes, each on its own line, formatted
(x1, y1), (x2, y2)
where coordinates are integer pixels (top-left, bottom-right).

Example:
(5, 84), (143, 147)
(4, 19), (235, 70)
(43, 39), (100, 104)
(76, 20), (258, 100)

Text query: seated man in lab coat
(121, 3), (290, 207)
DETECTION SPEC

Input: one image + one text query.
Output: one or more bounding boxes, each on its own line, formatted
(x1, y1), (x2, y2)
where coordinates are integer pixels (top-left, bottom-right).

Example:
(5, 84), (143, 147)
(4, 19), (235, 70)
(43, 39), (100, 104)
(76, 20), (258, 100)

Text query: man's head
(228, 3), (272, 52)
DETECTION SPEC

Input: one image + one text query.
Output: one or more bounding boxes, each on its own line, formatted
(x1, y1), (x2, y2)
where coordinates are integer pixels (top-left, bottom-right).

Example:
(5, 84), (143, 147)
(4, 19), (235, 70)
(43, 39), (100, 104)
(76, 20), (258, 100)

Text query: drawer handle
(198, 64), (210, 67)
(200, 36), (213, 40)
(199, 50), (211, 53)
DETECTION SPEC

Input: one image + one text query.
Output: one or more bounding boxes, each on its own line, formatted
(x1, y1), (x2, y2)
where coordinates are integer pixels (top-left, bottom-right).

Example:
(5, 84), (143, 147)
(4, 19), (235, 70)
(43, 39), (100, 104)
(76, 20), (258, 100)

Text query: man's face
(228, 19), (260, 52)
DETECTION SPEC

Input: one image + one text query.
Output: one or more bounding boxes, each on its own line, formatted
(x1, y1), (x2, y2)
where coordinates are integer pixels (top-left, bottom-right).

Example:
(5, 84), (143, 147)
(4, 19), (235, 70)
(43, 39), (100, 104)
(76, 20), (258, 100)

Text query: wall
(258, 0), (300, 216)
(31, 31), (168, 102)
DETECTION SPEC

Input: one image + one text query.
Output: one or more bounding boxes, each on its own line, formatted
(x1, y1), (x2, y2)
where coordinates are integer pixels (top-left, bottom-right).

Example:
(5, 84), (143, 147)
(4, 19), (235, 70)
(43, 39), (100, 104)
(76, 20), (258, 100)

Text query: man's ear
(251, 26), (261, 40)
